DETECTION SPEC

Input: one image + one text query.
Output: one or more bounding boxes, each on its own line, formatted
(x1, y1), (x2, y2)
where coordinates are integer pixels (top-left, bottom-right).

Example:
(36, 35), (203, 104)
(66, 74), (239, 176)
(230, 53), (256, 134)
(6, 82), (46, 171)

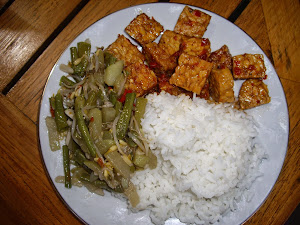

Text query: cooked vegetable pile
(46, 40), (157, 207)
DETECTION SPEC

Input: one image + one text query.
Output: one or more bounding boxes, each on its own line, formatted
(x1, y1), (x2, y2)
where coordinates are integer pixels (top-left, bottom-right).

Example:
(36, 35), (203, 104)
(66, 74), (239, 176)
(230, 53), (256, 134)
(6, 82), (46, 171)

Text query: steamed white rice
(131, 91), (266, 225)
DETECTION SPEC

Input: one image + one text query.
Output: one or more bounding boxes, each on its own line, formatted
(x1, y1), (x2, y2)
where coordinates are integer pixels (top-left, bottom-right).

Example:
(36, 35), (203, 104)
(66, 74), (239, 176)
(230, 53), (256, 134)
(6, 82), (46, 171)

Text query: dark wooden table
(0, 0), (299, 224)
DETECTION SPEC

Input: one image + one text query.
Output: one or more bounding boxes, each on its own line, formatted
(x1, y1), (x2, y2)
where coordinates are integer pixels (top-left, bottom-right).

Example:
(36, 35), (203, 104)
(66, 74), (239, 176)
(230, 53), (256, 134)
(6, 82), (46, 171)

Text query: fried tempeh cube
(106, 35), (145, 66)
(158, 74), (192, 97)
(199, 79), (210, 100)
(169, 53), (213, 94)
(209, 68), (235, 103)
(174, 6), (211, 38)
(125, 13), (164, 45)
(180, 37), (211, 60)
(158, 30), (186, 56)
(208, 45), (232, 70)
(232, 54), (266, 79)
(124, 62), (158, 97)
(142, 42), (178, 75)
(238, 79), (271, 109)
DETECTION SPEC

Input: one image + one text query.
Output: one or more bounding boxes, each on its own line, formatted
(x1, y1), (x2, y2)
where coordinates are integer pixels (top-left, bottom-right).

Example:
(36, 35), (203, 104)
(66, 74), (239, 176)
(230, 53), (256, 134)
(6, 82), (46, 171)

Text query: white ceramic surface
(39, 3), (289, 225)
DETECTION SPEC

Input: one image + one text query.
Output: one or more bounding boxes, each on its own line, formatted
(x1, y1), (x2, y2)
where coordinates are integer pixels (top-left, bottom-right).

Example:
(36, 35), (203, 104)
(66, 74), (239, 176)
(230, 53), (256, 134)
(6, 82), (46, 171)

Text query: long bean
(73, 149), (86, 166)
(135, 97), (147, 127)
(62, 145), (71, 188)
(114, 101), (122, 117)
(86, 91), (97, 107)
(70, 47), (78, 64)
(77, 42), (91, 58)
(88, 108), (102, 142)
(72, 42), (91, 76)
(54, 92), (68, 132)
(60, 76), (76, 87)
(75, 96), (96, 158)
(116, 92), (136, 140)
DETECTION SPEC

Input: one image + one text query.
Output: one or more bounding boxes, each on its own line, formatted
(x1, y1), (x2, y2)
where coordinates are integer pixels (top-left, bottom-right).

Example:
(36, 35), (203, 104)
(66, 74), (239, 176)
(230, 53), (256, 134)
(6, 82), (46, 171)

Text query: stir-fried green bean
(77, 42), (91, 58)
(116, 92), (136, 140)
(71, 42), (91, 76)
(86, 90), (97, 107)
(88, 108), (102, 142)
(73, 149), (87, 166)
(60, 75), (76, 87)
(49, 96), (56, 111)
(109, 91), (118, 105)
(70, 47), (78, 64)
(114, 101), (123, 116)
(75, 96), (96, 158)
(135, 97), (148, 126)
(62, 145), (72, 188)
(54, 92), (68, 132)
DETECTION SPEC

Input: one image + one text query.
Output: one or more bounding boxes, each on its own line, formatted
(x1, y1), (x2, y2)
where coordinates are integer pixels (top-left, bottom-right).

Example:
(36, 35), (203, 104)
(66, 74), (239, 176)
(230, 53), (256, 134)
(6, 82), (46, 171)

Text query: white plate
(39, 3), (289, 225)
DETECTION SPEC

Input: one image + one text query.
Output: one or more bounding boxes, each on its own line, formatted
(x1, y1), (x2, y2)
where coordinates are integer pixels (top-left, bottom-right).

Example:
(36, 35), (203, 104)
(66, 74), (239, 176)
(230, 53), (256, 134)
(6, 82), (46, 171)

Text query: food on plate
(106, 34), (145, 66)
(158, 75), (193, 97)
(199, 79), (210, 99)
(48, 40), (160, 207)
(46, 5), (271, 225)
(125, 13), (164, 45)
(143, 42), (178, 75)
(209, 68), (235, 102)
(238, 79), (271, 109)
(158, 74), (193, 97)
(174, 5), (211, 38)
(232, 53), (266, 79)
(133, 92), (265, 225)
(208, 44), (233, 70)
(180, 37), (211, 60)
(169, 53), (213, 94)
(158, 30), (186, 56)
(124, 62), (158, 97)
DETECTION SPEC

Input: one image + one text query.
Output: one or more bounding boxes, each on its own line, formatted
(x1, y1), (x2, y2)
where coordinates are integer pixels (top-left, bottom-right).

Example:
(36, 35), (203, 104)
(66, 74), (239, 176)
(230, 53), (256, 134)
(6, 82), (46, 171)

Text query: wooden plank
(170, 0), (242, 18)
(0, 94), (80, 224)
(6, 0), (157, 123)
(0, 0), (82, 91)
(261, 0), (300, 82)
(234, 0), (272, 60)
(245, 79), (300, 225)
(0, 0), (10, 9)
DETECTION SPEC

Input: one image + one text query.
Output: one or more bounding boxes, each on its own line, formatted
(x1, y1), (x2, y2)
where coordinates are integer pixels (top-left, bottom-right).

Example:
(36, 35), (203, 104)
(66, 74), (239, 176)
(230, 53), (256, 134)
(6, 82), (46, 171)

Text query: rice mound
(131, 91), (265, 225)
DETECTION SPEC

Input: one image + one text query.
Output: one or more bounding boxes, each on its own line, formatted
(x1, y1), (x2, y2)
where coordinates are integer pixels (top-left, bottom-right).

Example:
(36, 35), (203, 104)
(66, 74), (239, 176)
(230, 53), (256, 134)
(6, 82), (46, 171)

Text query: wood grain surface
(1, 0), (299, 224)
(0, 0), (83, 91)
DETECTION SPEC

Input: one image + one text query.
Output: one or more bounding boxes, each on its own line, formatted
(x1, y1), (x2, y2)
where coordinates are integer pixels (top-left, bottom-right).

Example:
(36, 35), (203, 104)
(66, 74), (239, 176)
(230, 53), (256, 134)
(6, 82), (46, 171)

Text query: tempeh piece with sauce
(174, 6), (211, 38)
(232, 54), (266, 79)
(238, 79), (271, 109)
(209, 68), (235, 103)
(180, 37), (211, 60)
(169, 53), (213, 94)
(143, 42), (178, 75)
(106, 35), (145, 67)
(125, 13), (164, 45)
(158, 74), (192, 97)
(124, 62), (158, 97)
(158, 30), (186, 56)
(208, 45), (233, 70)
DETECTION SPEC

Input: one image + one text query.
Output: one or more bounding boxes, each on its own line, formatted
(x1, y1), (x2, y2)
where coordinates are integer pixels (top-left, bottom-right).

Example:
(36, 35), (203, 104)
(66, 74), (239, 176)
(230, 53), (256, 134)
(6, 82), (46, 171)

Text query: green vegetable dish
(46, 40), (157, 207)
